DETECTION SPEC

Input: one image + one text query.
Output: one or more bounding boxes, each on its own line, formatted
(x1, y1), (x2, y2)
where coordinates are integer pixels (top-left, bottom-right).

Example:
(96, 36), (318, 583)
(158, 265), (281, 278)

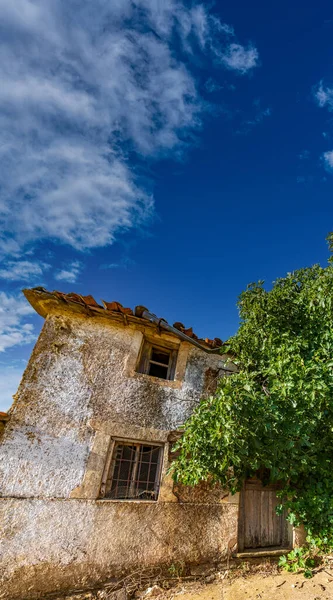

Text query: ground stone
(140, 586), (164, 599)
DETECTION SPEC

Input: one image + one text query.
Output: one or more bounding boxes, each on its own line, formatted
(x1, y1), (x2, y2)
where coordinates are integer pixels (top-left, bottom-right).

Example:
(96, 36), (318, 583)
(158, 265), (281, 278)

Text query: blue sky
(1, 0), (333, 410)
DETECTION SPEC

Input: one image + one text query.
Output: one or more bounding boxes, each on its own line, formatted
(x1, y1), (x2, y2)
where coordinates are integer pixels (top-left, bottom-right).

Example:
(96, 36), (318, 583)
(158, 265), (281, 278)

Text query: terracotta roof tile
(64, 292), (82, 303)
(81, 295), (101, 307)
(25, 288), (223, 349)
(102, 300), (133, 315)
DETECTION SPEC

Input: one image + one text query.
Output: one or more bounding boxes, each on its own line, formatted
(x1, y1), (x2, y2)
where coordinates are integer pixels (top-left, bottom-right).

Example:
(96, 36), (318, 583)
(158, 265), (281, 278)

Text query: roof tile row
(31, 287), (223, 349)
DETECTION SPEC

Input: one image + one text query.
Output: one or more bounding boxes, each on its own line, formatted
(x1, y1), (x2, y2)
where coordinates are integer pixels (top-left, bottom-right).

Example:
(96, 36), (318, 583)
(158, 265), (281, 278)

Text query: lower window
(100, 441), (163, 500)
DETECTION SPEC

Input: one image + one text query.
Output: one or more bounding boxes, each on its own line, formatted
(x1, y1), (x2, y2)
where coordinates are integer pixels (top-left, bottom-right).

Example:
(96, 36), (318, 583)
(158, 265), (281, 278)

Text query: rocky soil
(46, 562), (333, 600)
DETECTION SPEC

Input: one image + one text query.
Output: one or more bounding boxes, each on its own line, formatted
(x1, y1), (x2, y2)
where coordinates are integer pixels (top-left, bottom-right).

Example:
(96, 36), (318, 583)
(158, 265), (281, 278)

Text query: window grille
(100, 441), (163, 500)
(136, 340), (178, 380)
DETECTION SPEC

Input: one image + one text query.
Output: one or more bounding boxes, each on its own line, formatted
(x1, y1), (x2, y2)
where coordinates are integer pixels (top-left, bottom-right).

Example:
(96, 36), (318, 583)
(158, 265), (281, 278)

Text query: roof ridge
(23, 287), (223, 350)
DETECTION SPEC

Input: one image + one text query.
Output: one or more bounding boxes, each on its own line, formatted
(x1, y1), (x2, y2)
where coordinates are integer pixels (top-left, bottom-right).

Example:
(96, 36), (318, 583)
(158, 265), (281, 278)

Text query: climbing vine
(173, 235), (333, 554)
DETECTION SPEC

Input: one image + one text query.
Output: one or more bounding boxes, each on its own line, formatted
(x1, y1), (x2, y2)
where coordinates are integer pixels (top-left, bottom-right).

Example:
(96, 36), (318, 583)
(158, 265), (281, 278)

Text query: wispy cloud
(54, 261), (82, 283)
(204, 78), (236, 94)
(100, 257), (135, 270)
(0, 293), (35, 353)
(314, 82), (333, 109)
(314, 82), (333, 172)
(0, 260), (50, 282)
(0, 0), (259, 256)
(299, 150), (310, 160)
(204, 78), (223, 93)
(221, 43), (259, 74)
(236, 99), (271, 134)
(0, 363), (26, 412)
(322, 150), (333, 170)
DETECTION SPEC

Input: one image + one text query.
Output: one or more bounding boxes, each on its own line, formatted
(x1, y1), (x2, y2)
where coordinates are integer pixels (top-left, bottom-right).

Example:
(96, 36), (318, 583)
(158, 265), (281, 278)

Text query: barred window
(100, 441), (163, 501)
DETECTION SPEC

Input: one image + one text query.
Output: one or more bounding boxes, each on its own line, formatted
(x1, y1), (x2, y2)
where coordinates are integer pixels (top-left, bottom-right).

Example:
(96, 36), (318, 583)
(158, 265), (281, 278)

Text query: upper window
(100, 441), (163, 501)
(136, 339), (178, 380)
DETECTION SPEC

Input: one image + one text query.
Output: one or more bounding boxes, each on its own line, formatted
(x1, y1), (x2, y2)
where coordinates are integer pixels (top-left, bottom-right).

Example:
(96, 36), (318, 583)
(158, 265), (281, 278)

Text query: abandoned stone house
(0, 288), (299, 600)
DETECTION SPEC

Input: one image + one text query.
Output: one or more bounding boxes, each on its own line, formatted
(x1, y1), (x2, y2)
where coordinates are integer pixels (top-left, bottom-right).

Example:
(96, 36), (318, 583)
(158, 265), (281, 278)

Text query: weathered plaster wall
(0, 309), (237, 599)
(0, 498), (238, 600)
(0, 315), (94, 499)
(0, 311), (229, 499)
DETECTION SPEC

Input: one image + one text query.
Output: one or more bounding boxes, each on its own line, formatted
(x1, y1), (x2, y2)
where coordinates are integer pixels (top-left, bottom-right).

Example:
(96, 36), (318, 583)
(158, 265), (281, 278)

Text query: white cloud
(322, 150), (333, 170)
(314, 82), (333, 109)
(204, 78), (222, 93)
(314, 82), (333, 173)
(0, 293), (36, 353)
(55, 261), (82, 283)
(0, 364), (25, 412)
(221, 43), (259, 74)
(0, 0), (259, 254)
(0, 260), (50, 282)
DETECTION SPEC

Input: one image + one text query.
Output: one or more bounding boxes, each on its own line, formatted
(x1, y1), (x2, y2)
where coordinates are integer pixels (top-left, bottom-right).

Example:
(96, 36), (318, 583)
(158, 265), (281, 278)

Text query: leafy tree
(173, 235), (333, 546)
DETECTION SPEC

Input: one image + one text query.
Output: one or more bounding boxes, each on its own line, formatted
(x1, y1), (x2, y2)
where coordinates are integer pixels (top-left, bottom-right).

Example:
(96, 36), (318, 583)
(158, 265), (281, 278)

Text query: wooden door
(238, 478), (290, 551)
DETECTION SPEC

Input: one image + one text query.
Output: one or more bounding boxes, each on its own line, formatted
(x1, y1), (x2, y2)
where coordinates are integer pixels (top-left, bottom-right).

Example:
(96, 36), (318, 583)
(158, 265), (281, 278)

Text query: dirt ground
(51, 564), (333, 600)
(177, 570), (333, 600)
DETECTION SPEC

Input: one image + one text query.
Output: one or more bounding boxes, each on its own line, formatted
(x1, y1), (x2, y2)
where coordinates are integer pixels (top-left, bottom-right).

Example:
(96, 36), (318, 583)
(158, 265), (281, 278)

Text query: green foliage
(167, 562), (185, 578)
(172, 235), (333, 546)
(278, 548), (315, 578)
(278, 531), (333, 577)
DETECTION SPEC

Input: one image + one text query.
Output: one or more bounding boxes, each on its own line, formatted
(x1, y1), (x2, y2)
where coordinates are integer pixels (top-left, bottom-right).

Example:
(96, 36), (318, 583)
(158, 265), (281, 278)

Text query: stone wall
(0, 498), (238, 600)
(0, 308), (238, 599)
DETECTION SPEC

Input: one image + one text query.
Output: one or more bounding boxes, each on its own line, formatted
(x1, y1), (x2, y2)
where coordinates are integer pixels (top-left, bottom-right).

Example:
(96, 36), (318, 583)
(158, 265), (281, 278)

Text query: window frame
(136, 338), (178, 381)
(99, 438), (164, 501)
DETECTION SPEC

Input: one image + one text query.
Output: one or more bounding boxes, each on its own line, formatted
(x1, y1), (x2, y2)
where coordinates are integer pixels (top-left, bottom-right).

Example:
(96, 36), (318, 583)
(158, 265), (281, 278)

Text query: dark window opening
(151, 348), (170, 365)
(100, 441), (163, 500)
(149, 362), (169, 378)
(148, 347), (170, 379)
(136, 340), (178, 381)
